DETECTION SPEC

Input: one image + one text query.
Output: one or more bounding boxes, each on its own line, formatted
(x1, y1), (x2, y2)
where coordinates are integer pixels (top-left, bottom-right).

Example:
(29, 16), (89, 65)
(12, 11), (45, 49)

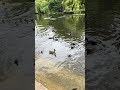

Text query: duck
(71, 46), (74, 49)
(49, 49), (56, 57)
(14, 59), (19, 66)
(32, 28), (35, 31)
(2, 20), (5, 24)
(71, 43), (75, 46)
(41, 51), (43, 54)
(53, 36), (59, 41)
(86, 48), (93, 55)
(49, 36), (54, 39)
(86, 38), (97, 45)
(54, 38), (58, 41)
(68, 54), (71, 57)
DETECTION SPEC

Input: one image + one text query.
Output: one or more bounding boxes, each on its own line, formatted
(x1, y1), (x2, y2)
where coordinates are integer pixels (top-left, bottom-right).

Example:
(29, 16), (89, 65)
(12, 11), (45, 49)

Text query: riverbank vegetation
(35, 0), (85, 14)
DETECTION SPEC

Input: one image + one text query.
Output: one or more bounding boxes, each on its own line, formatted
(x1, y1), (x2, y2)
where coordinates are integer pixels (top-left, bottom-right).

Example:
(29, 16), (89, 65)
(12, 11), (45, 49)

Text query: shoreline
(35, 79), (48, 90)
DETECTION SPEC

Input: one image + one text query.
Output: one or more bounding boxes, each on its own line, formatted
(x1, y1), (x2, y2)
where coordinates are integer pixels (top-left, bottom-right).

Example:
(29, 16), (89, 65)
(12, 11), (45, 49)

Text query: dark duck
(86, 38), (97, 46)
(14, 59), (19, 66)
(49, 49), (56, 57)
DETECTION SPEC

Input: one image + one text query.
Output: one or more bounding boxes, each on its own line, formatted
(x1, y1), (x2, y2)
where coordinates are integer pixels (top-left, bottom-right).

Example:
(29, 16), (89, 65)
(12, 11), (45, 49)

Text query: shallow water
(35, 14), (85, 90)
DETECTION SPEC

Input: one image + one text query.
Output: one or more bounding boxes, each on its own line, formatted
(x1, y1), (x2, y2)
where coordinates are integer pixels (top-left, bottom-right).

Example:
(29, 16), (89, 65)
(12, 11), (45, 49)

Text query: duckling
(32, 28), (35, 31)
(53, 37), (58, 41)
(14, 59), (19, 66)
(68, 54), (71, 57)
(41, 51), (43, 54)
(86, 48), (93, 55)
(71, 43), (75, 45)
(2, 20), (5, 24)
(72, 88), (77, 90)
(86, 38), (97, 45)
(71, 46), (74, 49)
(49, 49), (56, 56)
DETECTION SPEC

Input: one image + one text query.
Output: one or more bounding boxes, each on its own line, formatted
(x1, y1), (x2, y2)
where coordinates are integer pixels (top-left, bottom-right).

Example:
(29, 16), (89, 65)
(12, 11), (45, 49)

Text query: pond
(35, 14), (85, 90)
(0, 1), (34, 90)
(86, 1), (120, 89)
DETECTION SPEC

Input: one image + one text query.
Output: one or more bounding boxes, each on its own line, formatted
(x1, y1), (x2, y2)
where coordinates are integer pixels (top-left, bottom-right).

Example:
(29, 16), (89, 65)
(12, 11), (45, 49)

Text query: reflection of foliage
(50, 15), (85, 40)
(35, 0), (85, 14)
(36, 15), (85, 41)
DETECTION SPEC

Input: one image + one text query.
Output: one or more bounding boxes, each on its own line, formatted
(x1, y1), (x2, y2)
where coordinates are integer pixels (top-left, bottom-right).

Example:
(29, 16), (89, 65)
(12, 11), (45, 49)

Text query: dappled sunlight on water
(35, 14), (85, 90)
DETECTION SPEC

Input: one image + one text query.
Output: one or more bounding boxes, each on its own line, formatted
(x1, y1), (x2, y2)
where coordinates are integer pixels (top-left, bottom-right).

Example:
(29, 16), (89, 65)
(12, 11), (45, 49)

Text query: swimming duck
(71, 46), (74, 49)
(68, 54), (71, 57)
(49, 36), (54, 39)
(32, 28), (35, 31)
(53, 36), (59, 41)
(86, 38), (97, 45)
(2, 20), (5, 23)
(14, 59), (19, 66)
(86, 48), (93, 55)
(54, 38), (58, 41)
(71, 43), (75, 45)
(49, 49), (56, 56)
(41, 51), (43, 54)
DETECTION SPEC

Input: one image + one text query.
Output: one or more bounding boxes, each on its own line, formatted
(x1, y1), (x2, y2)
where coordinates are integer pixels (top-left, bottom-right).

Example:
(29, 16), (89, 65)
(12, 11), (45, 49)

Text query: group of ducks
(40, 35), (77, 58)
(40, 49), (57, 57)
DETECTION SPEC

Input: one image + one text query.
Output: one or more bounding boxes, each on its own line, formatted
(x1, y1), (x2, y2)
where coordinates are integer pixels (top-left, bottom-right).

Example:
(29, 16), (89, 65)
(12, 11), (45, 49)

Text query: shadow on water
(35, 14), (85, 90)
(0, 0), (34, 84)
(86, 1), (120, 89)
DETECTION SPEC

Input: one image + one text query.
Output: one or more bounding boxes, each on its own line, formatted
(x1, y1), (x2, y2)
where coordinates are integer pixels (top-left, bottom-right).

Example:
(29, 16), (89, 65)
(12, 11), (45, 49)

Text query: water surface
(35, 14), (85, 90)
